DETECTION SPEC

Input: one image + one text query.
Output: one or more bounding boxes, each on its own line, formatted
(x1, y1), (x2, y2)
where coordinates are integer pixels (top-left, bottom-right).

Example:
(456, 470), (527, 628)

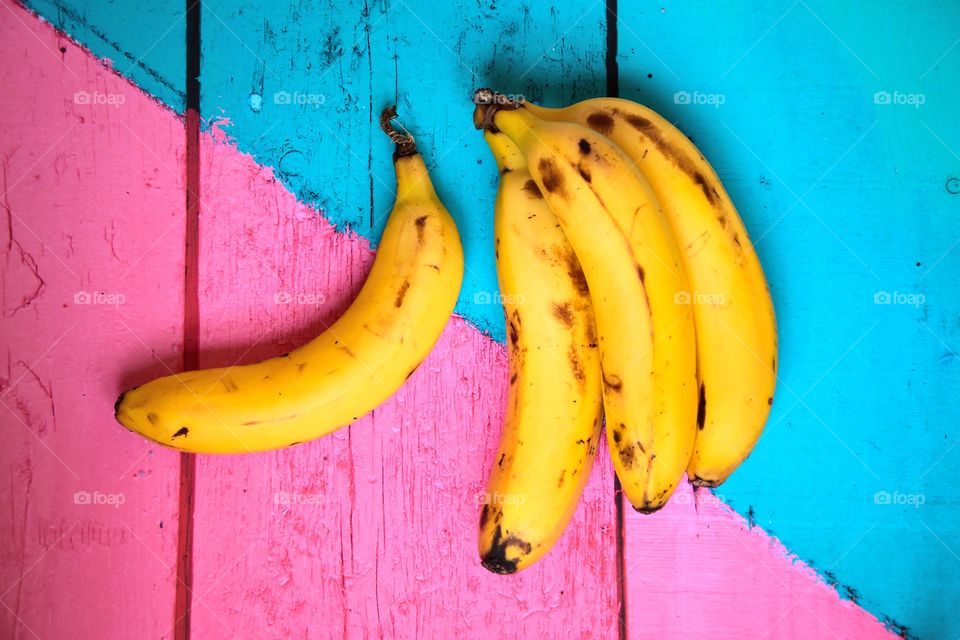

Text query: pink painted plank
(622, 483), (897, 639)
(0, 3), (184, 637)
(188, 127), (620, 639)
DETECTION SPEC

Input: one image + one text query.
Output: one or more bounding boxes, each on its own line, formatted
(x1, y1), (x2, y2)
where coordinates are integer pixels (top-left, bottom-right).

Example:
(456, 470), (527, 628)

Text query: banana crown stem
(472, 88), (523, 132)
(380, 105), (418, 158)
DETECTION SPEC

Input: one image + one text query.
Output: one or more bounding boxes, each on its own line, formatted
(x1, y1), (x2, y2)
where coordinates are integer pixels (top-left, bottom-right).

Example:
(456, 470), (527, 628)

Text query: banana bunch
(474, 90), (777, 571)
(115, 107), (464, 453)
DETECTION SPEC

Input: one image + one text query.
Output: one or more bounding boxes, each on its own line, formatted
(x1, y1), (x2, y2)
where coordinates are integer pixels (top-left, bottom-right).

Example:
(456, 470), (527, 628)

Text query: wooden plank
(0, 1), (184, 637)
(187, 127), (619, 639)
(20, 0), (187, 111)
(196, 0), (609, 341)
(614, 2), (960, 638)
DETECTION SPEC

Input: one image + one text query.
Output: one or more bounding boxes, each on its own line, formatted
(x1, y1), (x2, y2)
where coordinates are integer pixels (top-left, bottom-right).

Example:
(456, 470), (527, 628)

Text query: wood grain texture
(0, 2), (184, 637)
(622, 486), (896, 639)
(187, 127), (620, 639)
(20, 0), (186, 110)
(614, 3), (960, 637)
(197, 0), (608, 341)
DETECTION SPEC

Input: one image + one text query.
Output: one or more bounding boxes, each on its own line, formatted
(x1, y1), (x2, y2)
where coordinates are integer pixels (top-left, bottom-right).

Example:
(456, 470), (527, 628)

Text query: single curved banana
(475, 94), (697, 512)
(523, 97), (777, 487)
(477, 130), (603, 574)
(115, 107), (464, 454)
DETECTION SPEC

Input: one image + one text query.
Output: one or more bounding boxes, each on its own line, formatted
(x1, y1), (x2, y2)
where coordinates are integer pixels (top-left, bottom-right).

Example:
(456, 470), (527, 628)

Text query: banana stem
(472, 88), (521, 131)
(380, 106), (418, 158)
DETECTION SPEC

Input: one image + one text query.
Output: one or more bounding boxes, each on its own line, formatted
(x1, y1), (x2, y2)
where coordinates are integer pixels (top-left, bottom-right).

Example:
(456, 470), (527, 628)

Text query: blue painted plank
(21, 0), (185, 111)
(615, 2), (960, 637)
(198, 0), (606, 341)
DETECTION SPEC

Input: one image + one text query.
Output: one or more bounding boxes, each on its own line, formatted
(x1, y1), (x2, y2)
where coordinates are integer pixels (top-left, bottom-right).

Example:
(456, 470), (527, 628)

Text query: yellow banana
(476, 94), (697, 512)
(115, 107), (464, 454)
(524, 97), (778, 487)
(478, 130), (603, 573)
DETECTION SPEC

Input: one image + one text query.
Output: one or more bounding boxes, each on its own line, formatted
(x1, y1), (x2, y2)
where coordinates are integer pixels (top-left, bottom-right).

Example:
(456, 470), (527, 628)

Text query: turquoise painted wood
(21, 0), (185, 111)
(614, 3), (960, 638)
(197, 0), (607, 341)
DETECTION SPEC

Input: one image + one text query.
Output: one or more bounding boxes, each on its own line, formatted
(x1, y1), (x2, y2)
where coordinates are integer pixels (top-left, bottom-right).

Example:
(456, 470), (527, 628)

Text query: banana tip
(690, 477), (720, 489)
(480, 555), (518, 575)
(634, 503), (666, 515)
(114, 391), (126, 418)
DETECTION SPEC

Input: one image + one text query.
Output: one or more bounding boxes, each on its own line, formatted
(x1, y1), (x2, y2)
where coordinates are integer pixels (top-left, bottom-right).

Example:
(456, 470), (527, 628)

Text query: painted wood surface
(188, 126), (619, 638)
(3, 0), (960, 638)
(0, 3), (184, 637)
(197, 0), (608, 341)
(614, 3), (960, 638)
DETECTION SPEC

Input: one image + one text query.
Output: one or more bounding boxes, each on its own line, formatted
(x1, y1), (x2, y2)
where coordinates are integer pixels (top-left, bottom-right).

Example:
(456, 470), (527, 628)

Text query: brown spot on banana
(578, 139), (591, 154)
(618, 110), (722, 207)
(414, 215), (428, 244)
(692, 172), (720, 206)
(146, 412), (159, 425)
(568, 345), (585, 386)
(564, 251), (590, 297)
(696, 383), (707, 430)
(619, 443), (636, 468)
(586, 112), (614, 135)
(552, 302), (574, 327)
(537, 157), (566, 197)
(522, 179), (543, 199)
(171, 427), (189, 439)
(602, 372), (623, 392)
(395, 280), (411, 307)
(508, 320), (520, 347)
(221, 377), (239, 392)
(577, 165), (592, 183)
(557, 469), (566, 487)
